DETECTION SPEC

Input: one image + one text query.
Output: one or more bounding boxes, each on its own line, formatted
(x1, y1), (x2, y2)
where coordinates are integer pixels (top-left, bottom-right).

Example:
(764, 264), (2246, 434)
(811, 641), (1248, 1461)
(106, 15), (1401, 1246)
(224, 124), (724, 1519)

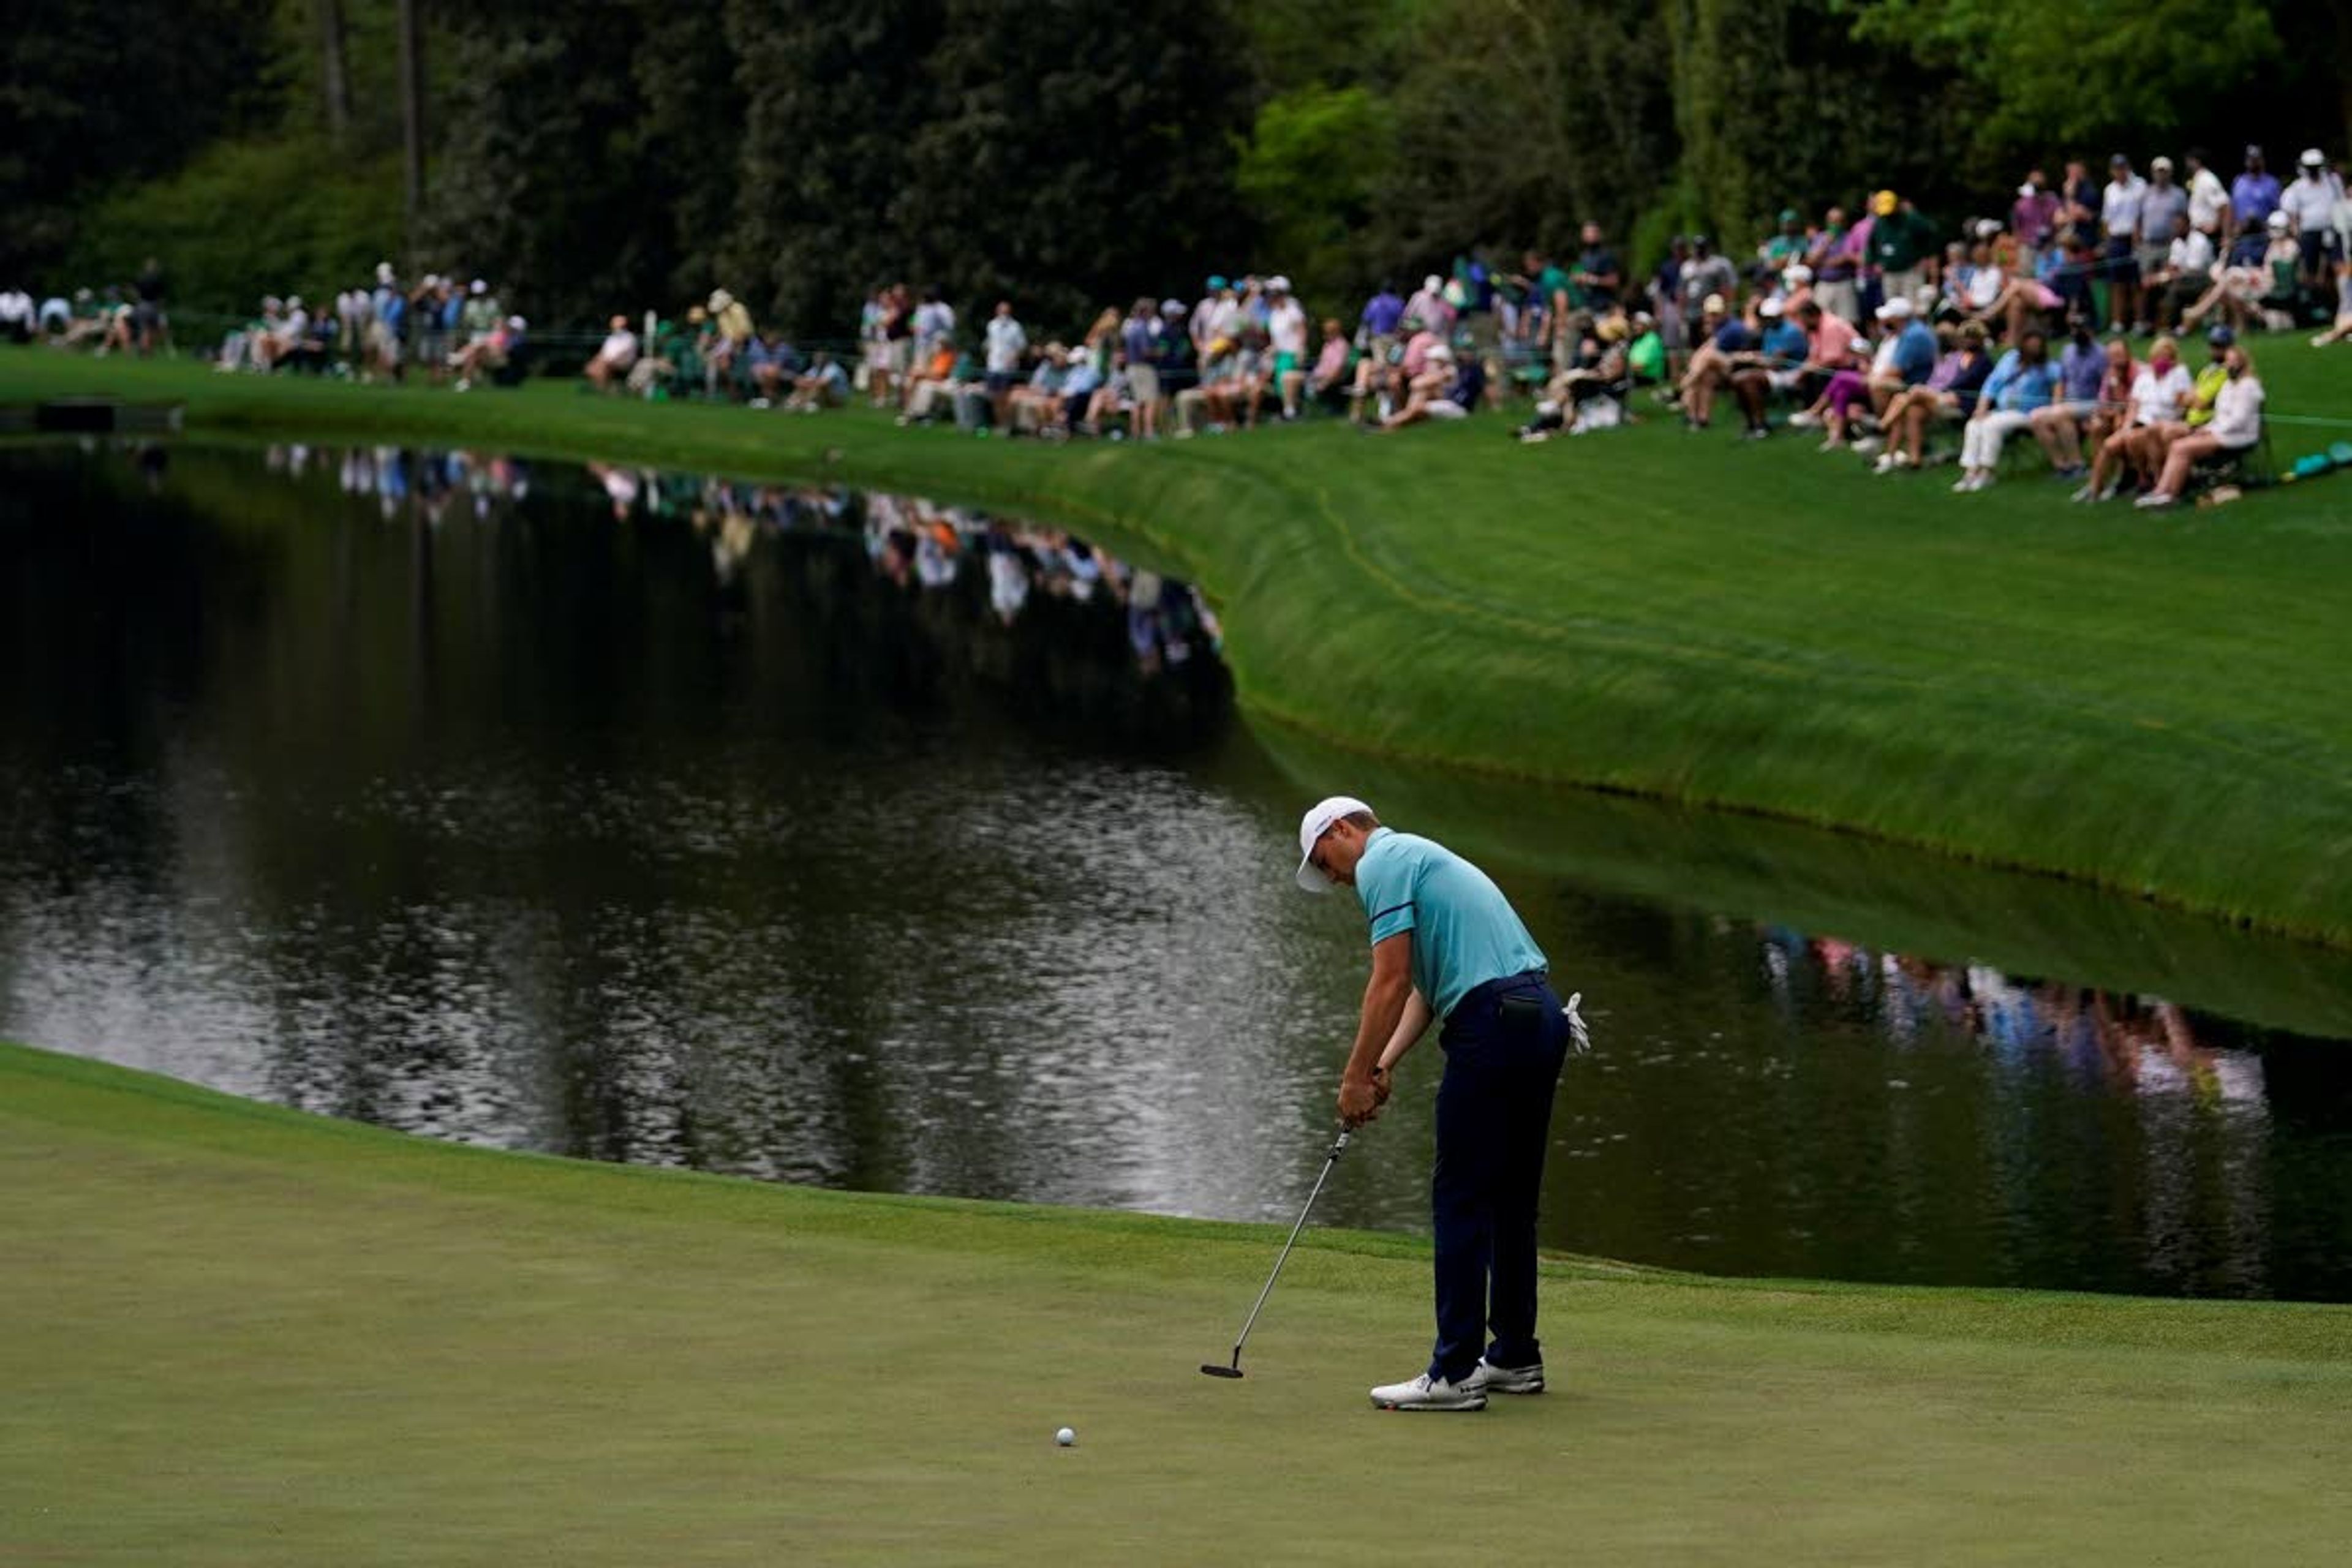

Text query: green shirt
(1628, 330), (1665, 380)
(1871, 209), (1937, 273)
(1537, 265), (1572, 312)
(1352, 828), (1547, 1020)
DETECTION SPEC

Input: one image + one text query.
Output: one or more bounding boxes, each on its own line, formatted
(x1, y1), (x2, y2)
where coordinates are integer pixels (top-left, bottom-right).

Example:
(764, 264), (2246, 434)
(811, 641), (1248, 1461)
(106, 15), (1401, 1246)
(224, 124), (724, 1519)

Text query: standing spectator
(1404, 273), (1455, 339)
(2230, 146), (2281, 231)
(2098, 155), (2149, 332)
(0, 286), (33, 344)
(2059, 160), (2102, 252)
(1570, 224), (1621, 312)
(1866, 192), (1938, 312)
(704, 288), (755, 399)
(984, 300), (1027, 426)
(2011, 174), (2062, 273)
(913, 287), (955, 366)
(1265, 278), (1308, 419)
(1120, 298), (1167, 439)
(1679, 237), (1738, 327)
(1359, 280), (1404, 360)
(2282, 148), (2344, 290)
(1759, 209), (1807, 270)
(2138, 157), (2190, 287)
(2183, 149), (2234, 243)
(1807, 206), (1860, 323)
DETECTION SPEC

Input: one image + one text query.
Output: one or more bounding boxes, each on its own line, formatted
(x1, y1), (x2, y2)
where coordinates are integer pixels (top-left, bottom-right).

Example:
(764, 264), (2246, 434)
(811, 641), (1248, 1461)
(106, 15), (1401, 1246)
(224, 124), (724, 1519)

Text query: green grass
(5, 1039), (2349, 1564)
(5, 346), (2351, 945)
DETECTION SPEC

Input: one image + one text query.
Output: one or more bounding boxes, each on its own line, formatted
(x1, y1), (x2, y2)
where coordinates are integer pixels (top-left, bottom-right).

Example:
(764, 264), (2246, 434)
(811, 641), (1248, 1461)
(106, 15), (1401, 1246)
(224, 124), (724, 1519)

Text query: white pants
(1961, 409), (2035, 470)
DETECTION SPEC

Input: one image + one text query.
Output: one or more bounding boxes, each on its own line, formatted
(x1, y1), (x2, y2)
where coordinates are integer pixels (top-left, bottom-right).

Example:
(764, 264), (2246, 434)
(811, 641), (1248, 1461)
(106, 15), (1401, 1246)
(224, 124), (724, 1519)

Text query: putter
(1201, 1126), (1351, 1379)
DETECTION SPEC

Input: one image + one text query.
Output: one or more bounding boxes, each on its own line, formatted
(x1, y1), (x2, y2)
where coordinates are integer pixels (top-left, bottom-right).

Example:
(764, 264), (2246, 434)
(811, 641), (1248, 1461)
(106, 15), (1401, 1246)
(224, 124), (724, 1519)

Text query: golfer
(1295, 796), (1570, 1412)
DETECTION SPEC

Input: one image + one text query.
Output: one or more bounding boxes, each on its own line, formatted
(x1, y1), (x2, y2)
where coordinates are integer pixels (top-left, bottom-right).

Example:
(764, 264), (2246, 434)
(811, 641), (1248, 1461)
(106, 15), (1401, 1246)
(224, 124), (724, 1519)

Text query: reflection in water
(3, 442), (2348, 1302)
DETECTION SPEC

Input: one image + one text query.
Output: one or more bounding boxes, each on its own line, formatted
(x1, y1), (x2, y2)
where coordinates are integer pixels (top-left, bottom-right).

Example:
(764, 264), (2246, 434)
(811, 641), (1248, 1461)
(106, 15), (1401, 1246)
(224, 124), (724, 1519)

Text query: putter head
(1199, 1363), (1245, 1379)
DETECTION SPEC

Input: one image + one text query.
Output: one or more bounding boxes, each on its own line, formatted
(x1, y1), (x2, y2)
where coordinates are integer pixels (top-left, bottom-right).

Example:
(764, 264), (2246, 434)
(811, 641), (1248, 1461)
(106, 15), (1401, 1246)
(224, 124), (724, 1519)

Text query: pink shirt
(1806, 312), (1861, 368)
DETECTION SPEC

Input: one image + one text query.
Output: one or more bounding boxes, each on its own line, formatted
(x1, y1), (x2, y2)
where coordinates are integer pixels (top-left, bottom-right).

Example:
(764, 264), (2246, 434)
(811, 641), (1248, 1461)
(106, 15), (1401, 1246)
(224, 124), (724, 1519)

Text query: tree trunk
(398, 0), (426, 260)
(317, 0), (351, 141)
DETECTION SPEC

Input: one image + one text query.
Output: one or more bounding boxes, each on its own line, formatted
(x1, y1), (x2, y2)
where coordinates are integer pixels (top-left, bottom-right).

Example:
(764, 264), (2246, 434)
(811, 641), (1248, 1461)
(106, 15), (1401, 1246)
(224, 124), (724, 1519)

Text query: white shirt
(2206, 374), (2263, 447)
(2166, 230), (2215, 273)
(984, 314), (1027, 373)
(2127, 363), (2193, 426)
(2102, 175), (2147, 238)
(598, 329), (638, 364)
(0, 289), (30, 322)
(1267, 299), (1307, 356)
(2280, 173), (2342, 233)
(2186, 167), (2230, 232)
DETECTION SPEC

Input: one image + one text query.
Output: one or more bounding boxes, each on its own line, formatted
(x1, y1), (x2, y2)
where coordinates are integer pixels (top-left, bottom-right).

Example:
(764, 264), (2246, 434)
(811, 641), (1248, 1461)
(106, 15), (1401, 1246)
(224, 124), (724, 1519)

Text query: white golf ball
(1055, 1427), (1076, 1447)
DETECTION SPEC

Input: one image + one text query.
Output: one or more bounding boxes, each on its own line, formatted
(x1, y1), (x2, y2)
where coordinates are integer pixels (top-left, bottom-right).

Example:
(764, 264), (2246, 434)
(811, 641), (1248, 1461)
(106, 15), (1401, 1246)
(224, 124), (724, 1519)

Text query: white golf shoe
(1368, 1372), (1487, 1412)
(1469, 1359), (1546, 1395)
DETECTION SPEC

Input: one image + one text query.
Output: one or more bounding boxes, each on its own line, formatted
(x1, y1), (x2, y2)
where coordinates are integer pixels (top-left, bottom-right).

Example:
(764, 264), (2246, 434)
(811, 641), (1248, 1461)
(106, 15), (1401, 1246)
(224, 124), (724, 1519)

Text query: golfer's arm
(1342, 933), (1414, 1085)
(1376, 989), (1433, 1075)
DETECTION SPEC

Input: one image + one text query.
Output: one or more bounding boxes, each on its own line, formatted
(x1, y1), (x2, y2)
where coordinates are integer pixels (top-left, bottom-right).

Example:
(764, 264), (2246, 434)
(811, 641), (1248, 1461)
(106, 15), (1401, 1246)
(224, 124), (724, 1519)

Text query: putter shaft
(1218, 1127), (1349, 1371)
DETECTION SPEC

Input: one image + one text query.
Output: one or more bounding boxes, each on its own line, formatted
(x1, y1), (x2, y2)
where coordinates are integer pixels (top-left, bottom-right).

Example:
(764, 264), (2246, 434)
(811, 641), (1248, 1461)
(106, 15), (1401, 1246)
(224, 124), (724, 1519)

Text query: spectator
(2282, 148), (2344, 290)
(2012, 173), (2062, 273)
(0, 286), (33, 344)
(1786, 298), (1865, 440)
(2099, 154), (2148, 333)
(450, 313), (524, 388)
(913, 287), (956, 366)
(1679, 236), (1739, 330)
(1760, 209), (1807, 271)
(1302, 317), (1352, 413)
(1378, 342), (1479, 431)
(1360, 279), (1404, 363)
(2029, 320), (2120, 478)
(2183, 148), (2234, 243)
(984, 300), (1027, 425)
(2147, 211), (2215, 331)
(2117, 325), (2234, 480)
(2182, 214), (2286, 332)
(1572, 223), (1623, 313)
(704, 288), (755, 398)
(874, 283), (913, 407)
(1953, 329), (2056, 491)
(2230, 145), (2281, 231)
(584, 314), (640, 393)
(1867, 191), (1939, 312)
(1848, 295), (1937, 456)
(1265, 277), (1309, 418)
(1807, 206), (1860, 324)
(2059, 160), (2101, 252)
(2312, 256), (2352, 346)
(785, 351), (851, 412)
(2136, 343), (2263, 508)
(2077, 333), (2191, 500)
(1873, 321), (1992, 473)
(745, 329), (799, 405)
(1403, 272), (1456, 339)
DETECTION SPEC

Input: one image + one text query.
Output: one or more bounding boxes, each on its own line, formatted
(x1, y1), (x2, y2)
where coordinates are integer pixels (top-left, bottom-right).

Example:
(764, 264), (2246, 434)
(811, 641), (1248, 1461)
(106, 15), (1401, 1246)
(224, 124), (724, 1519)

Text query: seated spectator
(2312, 257), (2352, 346)
(450, 314), (524, 388)
(785, 351), (850, 412)
(1300, 317), (1351, 413)
(2136, 343), (2263, 508)
(2117, 325), (2233, 482)
(1626, 311), (1667, 385)
(899, 341), (978, 424)
(584, 315), (640, 393)
(1014, 344), (1071, 434)
(252, 295), (311, 371)
(2077, 334), (2191, 501)
(1725, 298), (1809, 436)
(1953, 329), (2056, 491)
(2146, 212), (2215, 331)
(2028, 320), (2120, 479)
(1675, 293), (1738, 429)
(1785, 298), (1866, 443)
(1378, 342), (1480, 431)
(2180, 216), (2280, 332)
(1845, 296), (1936, 454)
(745, 329), (800, 405)
(1874, 321), (1991, 473)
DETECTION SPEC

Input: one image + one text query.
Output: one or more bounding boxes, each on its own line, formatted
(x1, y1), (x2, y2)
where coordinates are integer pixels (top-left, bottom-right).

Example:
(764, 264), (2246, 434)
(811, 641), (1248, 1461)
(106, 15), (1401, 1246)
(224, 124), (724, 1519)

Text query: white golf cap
(1295, 796), (1371, 892)
(1760, 297), (1785, 317)
(1875, 296), (1915, 320)
(1268, 275), (1291, 292)
(2300, 148), (2326, 167)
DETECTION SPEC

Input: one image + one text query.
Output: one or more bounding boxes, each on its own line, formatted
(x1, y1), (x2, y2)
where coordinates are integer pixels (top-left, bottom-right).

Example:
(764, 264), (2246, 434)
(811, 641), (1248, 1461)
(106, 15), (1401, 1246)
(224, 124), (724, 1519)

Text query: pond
(5, 440), (2349, 1301)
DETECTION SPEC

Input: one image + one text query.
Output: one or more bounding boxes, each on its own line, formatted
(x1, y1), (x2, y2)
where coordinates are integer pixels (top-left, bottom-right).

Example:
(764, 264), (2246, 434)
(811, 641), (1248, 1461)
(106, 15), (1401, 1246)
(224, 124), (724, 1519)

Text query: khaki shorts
(1127, 363), (1159, 401)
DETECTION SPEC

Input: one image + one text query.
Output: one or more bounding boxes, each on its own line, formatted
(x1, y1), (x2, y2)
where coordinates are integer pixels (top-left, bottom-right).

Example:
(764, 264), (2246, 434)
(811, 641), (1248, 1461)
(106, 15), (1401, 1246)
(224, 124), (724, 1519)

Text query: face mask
(2152, 355), (2176, 373)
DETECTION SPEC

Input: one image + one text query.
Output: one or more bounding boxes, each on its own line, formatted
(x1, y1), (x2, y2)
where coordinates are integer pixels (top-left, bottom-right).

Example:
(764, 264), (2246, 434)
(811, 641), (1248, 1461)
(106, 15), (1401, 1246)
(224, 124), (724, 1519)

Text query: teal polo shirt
(1352, 828), (1547, 1020)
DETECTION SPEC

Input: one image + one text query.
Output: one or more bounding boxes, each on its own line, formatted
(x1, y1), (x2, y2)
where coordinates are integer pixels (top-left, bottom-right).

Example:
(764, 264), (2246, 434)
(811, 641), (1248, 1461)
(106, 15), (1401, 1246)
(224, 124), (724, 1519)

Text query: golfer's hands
(1337, 1068), (1392, 1129)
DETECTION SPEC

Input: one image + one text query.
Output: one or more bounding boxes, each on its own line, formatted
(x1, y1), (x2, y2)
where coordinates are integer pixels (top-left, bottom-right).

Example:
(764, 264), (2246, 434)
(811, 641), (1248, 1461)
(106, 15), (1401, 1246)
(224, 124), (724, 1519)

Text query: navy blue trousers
(1428, 972), (1569, 1383)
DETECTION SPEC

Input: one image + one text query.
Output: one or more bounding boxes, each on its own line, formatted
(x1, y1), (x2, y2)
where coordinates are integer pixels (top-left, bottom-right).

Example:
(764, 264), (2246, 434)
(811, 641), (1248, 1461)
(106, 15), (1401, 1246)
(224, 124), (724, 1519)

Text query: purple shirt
(2012, 190), (2062, 243)
(1360, 290), (1404, 336)
(2059, 339), (2105, 401)
(2231, 172), (2282, 227)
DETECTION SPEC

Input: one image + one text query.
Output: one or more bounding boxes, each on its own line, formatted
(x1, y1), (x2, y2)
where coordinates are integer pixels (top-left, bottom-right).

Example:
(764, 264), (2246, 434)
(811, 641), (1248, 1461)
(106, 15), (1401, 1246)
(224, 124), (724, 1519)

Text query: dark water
(6, 442), (2350, 1301)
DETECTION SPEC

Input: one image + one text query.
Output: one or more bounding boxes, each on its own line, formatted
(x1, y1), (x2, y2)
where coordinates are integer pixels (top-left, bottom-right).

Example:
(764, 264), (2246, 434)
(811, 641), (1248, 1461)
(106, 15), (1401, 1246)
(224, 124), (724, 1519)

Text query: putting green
(4, 345), (2350, 945)
(5, 1041), (2348, 1563)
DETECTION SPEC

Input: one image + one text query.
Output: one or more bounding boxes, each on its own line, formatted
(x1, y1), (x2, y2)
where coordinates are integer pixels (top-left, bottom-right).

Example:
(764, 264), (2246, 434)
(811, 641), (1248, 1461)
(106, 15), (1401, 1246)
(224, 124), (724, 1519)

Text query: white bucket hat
(1295, 796), (1372, 892)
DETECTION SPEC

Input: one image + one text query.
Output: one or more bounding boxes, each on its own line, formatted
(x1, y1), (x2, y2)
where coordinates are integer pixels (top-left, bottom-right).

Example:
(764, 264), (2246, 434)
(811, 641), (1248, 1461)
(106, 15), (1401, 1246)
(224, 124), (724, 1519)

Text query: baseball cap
(2108, 153), (2130, 167)
(2245, 144), (2263, 161)
(1778, 207), (1800, 224)
(1295, 796), (1372, 892)
(2267, 209), (2291, 231)
(1268, 275), (1291, 292)
(1206, 274), (1227, 291)
(2150, 155), (2174, 174)
(1871, 190), (1898, 216)
(1783, 263), (1814, 284)
(2301, 148), (2326, 168)
(1760, 297), (1785, 317)
(1875, 296), (1915, 320)
(2205, 325), (2236, 347)
(1702, 292), (1726, 315)
(471, 277), (488, 294)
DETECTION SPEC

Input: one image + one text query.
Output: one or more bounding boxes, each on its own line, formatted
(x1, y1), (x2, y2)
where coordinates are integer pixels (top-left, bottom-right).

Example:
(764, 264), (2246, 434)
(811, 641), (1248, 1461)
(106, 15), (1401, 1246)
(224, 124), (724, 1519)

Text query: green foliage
(64, 137), (402, 318)
(1234, 85), (1394, 305)
(1844, 0), (2283, 150)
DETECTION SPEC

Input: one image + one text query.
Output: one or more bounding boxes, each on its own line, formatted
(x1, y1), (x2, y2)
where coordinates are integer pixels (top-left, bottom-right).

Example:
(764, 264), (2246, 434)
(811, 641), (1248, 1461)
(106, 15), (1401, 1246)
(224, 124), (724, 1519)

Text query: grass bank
(5, 1040), (2349, 1564)
(5, 347), (2350, 944)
